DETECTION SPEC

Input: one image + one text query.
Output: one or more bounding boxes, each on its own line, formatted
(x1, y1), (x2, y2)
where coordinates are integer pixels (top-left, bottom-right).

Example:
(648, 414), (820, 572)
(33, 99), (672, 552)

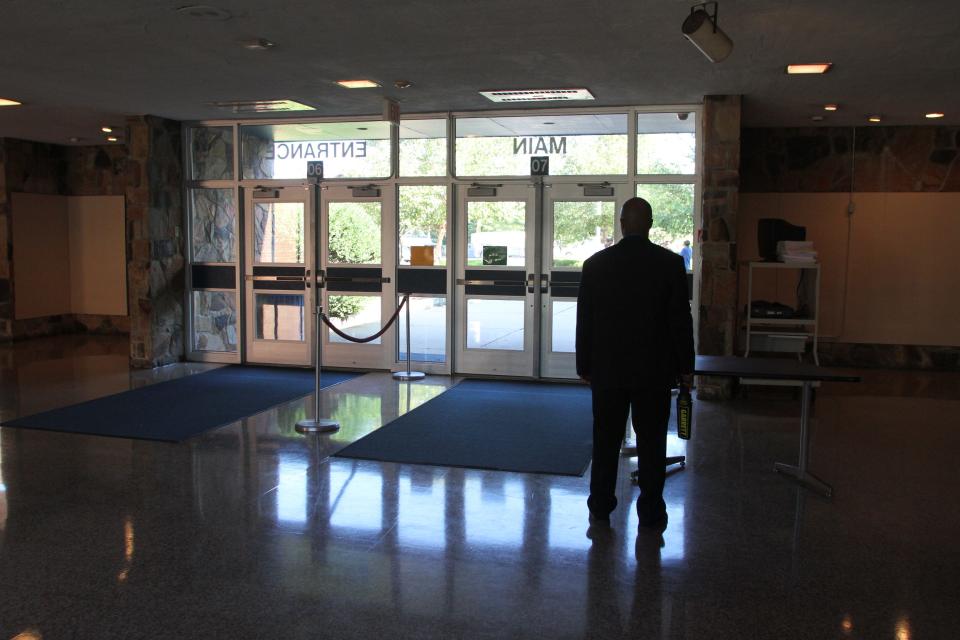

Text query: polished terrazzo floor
(0, 335), (958, 639)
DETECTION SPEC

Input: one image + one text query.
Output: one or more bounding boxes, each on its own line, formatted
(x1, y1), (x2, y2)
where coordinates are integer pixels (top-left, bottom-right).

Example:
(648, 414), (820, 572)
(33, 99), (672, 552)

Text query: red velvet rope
(319, 295), (409, 344)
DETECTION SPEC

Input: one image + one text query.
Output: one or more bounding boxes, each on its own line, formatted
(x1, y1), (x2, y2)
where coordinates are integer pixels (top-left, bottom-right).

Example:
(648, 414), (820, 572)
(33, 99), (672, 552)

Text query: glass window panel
(399, 185), (447, 266)
(466, 299), (524, 350)
(328, 295), (382, 345)
(193, 291), (237, 352)
(635, 183), (696, 254)
(400, 119), (447, 177)
(552, 201), (615, 267)
(190, 188), (236, 263)
(189, 126), (233, 180)
(256, 293), (305, 341)
(328, 202), (382, 264)
(636, 113), (696, 175)
(456, 114), (627, 176)
(466, 201), (526, 266)
(551, 301), (577, 353)
(240, 121), (391, 179)
(253, 202), (305, 264)
(398, 296), (446, 363)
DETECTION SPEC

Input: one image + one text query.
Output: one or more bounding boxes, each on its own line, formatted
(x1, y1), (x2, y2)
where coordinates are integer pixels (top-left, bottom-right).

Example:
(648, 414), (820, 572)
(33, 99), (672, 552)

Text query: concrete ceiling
(1, 0), (959, 145)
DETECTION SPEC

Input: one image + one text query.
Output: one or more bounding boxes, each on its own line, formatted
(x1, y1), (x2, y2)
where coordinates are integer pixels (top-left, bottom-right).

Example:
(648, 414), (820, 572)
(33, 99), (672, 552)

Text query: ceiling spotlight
(336, 79), (380, 89)
(925, 112), (945, 119)
(106, 136), (119, 142)
(0, 97), (22, 106)
(682, 2), (733, 63)
(824, 104), (838, 111)
(786, 63), (832, 74)
(101, 126), (113, 133)
(868, 116), (882, 123)
(393, 80), (413, 89)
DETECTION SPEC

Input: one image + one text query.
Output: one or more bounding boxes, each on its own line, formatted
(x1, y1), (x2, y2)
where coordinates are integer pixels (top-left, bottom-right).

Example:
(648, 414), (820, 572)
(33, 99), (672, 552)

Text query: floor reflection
(1, 335), (959, 638)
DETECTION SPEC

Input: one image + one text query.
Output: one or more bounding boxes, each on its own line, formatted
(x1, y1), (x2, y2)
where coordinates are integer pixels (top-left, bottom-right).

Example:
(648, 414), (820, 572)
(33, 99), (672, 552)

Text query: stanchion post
(296, 304), (340, 434)
(393, 295), (425, 381)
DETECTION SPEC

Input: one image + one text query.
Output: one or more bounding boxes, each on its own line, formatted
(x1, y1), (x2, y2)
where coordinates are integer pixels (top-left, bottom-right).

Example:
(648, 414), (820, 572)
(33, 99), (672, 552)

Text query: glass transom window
(455, 114), (628, 176)
(240, 121), (391, 180)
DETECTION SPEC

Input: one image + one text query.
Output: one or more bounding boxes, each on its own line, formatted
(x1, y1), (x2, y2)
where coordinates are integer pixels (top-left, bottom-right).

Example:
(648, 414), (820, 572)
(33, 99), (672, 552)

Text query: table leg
(774, 381), (833, 497)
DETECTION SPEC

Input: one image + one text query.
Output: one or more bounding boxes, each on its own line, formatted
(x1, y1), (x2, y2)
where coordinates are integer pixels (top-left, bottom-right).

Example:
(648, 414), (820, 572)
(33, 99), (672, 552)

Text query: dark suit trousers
(588, 384), (671, 518)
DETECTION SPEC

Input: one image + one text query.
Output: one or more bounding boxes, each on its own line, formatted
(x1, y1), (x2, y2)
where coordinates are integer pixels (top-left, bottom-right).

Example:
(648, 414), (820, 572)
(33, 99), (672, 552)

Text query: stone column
(697, 95), (741, 400)
(126, 116), (185, 368)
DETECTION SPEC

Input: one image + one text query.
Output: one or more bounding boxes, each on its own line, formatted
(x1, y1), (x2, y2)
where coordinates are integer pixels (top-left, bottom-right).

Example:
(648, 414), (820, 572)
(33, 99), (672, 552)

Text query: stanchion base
(392, 371), (426, 381)
(295, 419), (340, 434)
(774, 462), (833, 498)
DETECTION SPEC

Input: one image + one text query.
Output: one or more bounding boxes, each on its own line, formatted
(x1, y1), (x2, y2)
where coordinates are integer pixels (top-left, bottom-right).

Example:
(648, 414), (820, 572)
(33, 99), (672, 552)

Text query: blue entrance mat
(2, 366), (360, 443)
(335, 379), (593, 476)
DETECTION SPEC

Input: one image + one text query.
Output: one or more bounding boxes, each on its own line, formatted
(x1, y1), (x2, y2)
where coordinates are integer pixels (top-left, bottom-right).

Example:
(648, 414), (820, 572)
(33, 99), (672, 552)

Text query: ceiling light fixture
(336, 80), (380, 89)
(106, 136), (119, 142)
(393, 80), (413, 89)
(786, 63), (832, 74)
(69, 137), (83, 143)
(682, 2), (733, 63)
(925, 112), (945, 119)
(0, 97), (22, 106)
(811, 115), (825, 122)
(209, 99), (315, 113)
(868, 115), (882, 123)
(479, 88), (595, 103)
(824, 104), (838, 111)
(101, 126), (113, 133)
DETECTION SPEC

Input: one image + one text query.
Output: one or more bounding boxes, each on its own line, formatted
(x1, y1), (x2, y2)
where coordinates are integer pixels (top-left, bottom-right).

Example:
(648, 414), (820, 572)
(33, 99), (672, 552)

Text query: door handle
(540, 274), (549, 293)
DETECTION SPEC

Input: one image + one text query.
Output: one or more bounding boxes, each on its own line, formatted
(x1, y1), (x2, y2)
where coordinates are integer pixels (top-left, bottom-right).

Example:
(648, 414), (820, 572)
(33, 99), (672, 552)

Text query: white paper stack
(777, 240), (817, 264)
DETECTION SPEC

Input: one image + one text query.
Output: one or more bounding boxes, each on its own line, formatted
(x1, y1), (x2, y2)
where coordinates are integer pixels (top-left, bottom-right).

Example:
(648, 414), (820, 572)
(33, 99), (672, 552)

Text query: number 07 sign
(530, 156), (549, 176)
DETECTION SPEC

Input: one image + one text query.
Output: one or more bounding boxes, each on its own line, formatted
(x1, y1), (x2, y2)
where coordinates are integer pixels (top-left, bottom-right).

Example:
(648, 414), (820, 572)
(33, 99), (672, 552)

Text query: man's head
(683, 240), (691, 247)
(620, 197), (653, 237)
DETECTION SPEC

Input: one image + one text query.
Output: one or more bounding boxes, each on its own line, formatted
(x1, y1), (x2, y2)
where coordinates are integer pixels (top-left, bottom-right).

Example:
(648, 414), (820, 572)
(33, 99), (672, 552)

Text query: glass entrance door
(243, 186), (313, 365)
(539, 183), (624, 378)
(320, 184), (395, 369)
(454, 184), (536, 376)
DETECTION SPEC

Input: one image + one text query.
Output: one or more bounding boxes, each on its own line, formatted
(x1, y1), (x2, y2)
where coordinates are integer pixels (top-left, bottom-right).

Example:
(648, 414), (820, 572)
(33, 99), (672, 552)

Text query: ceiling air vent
(479, 88), (595, 103)
(209, 99), (316, 113)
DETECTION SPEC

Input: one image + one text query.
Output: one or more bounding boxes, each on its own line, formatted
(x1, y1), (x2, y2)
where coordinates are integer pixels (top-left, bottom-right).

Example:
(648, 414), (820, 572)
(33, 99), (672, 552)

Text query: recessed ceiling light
(925, 112), (945, 119)
(336, 80), (380, 89)
(241, 38), (275, 51)
(811, 115), (825, 122)
(0, 97), (22, 106)
(868, 116), (882, 123)
(69, 137), (83, 143)
(786, 63), (832, 75)
(824, 104), (838, 111)
(106, 136), (119, 142)
(101, 126), (113, 133)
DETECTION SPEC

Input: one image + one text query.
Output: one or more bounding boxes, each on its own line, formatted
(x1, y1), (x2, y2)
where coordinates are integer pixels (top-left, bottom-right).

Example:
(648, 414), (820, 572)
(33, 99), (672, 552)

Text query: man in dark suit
(576, 197), (695, 527)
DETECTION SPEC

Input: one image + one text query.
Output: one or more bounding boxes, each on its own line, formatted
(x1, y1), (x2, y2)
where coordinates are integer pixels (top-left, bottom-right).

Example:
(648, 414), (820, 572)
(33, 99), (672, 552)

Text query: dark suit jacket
(575, 235), (695, 388)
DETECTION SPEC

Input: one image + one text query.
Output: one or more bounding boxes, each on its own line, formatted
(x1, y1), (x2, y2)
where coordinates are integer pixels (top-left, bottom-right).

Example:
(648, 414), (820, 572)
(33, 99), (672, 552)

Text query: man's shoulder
(583, 244), (617, 268)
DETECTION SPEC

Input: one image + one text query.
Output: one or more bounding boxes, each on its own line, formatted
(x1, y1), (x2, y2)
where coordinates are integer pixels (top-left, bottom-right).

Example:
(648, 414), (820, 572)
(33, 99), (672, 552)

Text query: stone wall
(742, 125), (960, 193)
(0, 118), (184, 367)
(697, 95), (741, 399)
